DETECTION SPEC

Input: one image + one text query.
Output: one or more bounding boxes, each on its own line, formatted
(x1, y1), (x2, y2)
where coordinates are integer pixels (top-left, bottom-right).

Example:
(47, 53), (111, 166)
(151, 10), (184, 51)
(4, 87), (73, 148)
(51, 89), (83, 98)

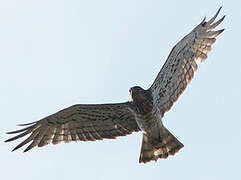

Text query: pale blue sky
(1, 1), (240, 180)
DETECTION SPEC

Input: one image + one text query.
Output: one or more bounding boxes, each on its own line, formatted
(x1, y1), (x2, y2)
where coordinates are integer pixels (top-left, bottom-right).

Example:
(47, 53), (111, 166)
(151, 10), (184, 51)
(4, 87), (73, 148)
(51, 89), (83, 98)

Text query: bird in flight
(5, 7), (225, 163)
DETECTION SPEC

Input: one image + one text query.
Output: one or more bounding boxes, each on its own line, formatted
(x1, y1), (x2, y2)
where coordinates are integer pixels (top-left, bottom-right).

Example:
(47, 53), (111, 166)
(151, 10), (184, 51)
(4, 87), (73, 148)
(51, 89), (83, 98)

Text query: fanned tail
(139, 126), (184, 163)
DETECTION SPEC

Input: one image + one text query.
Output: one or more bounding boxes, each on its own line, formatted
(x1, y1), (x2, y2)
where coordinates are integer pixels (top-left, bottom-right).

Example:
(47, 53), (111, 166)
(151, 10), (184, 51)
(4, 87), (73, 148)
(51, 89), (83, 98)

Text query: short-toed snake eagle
(5, 7), (225, 163)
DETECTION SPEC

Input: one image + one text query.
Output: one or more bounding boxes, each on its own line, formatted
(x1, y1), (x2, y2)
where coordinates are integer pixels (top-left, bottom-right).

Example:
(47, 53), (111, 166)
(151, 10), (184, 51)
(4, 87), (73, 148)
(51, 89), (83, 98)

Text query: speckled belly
(135, 109), (163, 136)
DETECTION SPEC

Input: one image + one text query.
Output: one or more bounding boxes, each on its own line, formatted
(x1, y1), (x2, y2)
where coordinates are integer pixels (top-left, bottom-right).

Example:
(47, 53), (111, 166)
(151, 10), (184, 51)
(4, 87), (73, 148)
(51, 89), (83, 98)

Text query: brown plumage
(5, 7), (225, 163)
(139, 127), (183, 163)
(5, 103), (140, 152)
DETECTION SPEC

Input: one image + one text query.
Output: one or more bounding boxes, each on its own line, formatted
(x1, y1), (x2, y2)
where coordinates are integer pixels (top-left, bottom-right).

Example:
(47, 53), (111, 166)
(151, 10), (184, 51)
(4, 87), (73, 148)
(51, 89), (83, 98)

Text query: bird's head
(129, 86), (153, 114)
(129, 86), (146, 101)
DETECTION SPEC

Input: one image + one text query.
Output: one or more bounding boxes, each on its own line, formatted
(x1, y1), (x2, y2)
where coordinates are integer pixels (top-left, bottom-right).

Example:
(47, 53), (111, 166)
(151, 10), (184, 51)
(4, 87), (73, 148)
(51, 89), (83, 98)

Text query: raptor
(5, 7), (225, 163)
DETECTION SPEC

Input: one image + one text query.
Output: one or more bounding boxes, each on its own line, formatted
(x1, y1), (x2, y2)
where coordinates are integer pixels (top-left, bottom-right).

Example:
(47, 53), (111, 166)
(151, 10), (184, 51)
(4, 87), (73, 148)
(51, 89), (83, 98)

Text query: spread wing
(150, 7), (225, 116)
(5, 102), (140, 152)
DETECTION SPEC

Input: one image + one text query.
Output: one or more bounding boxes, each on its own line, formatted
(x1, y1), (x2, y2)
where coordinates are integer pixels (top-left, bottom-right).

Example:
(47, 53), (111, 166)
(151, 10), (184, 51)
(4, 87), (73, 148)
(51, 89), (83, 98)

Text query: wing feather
(5, 102), (140, 152)
(150, 7), (225, 116)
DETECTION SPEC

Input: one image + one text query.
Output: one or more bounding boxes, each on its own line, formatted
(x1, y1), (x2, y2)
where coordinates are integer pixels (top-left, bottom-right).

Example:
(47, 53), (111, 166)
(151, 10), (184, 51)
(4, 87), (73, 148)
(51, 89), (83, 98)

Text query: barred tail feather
(139, 126), (184, 163)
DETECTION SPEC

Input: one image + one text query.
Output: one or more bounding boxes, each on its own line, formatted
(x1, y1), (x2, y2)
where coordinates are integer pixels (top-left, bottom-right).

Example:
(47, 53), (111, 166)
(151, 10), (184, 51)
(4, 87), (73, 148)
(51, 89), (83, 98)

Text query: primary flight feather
(5, 7), (225, 163)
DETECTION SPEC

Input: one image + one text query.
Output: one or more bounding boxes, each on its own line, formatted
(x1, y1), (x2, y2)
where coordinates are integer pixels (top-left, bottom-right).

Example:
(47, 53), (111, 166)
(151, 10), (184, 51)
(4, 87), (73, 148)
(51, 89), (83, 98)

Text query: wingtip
(11, 147), (26, 152)
(220, 28), (225, 33)
(6, 131), (16, 134)
(17, 121), (38, 126)
(209, 15), (225, 30)
(12, 147), (18, 152)
(217, 6), (222, 15)
(207, 6), (223, 25)
(4, 136), (16, 142)
(220, 15), (226, 21)
(23, 145), (33, 152)
(201, 16), (206, 23)
(23, 149), (29, 153)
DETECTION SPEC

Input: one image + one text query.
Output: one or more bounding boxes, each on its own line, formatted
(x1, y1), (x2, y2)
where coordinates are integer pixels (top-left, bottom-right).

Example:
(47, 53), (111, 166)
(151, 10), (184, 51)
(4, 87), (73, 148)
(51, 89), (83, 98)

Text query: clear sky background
(1, 0), (240, 179)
